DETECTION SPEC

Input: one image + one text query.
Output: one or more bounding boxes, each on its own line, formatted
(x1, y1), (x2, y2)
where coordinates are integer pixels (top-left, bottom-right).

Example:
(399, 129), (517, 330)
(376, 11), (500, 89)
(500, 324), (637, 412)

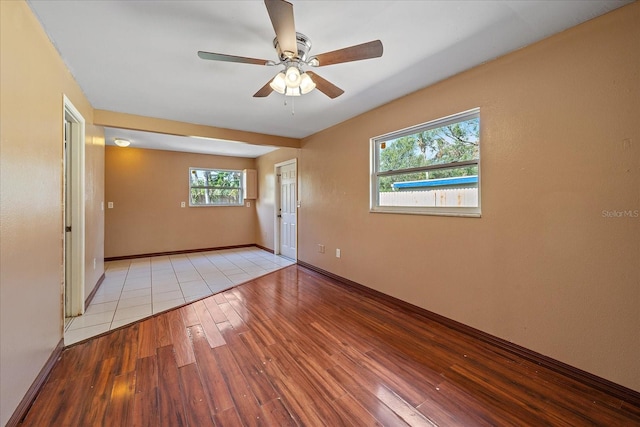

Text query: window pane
(378, 116), (479, 173)
(189, 168), (243, 206)
(378, 166), (478, 208)
(191, 169), (241, 187)
(190, 188), (241, 205)
(371, 109), (481, 215)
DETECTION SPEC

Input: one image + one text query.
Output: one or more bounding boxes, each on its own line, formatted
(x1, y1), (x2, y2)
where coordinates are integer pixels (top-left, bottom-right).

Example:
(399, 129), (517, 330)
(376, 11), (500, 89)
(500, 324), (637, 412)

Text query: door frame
(274, 159), (297, 260)
(63, 95), (86, 318)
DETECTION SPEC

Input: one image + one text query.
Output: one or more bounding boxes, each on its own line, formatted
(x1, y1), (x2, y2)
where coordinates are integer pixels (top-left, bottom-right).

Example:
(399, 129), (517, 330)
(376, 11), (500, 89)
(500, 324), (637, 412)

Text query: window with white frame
(370, 108), (480, 216)
(189, 168), (243, 206)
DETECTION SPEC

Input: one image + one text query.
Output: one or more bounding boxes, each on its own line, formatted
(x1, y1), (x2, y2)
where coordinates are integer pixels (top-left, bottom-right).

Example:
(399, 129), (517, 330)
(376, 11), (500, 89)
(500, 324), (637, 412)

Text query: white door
(63, 97), (85, 319)
(64, 118), (73, 317)
(278, 162), (297, 260)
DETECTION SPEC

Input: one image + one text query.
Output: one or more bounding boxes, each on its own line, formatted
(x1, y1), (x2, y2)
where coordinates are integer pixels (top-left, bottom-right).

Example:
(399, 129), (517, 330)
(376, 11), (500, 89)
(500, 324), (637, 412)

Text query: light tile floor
(64, 247), (295, 345)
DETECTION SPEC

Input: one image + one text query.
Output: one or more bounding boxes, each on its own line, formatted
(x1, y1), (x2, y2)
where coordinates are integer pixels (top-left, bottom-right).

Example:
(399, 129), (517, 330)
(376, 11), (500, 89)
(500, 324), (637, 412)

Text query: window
(189, 168), (243, 206)
(370, 108), (480, 216)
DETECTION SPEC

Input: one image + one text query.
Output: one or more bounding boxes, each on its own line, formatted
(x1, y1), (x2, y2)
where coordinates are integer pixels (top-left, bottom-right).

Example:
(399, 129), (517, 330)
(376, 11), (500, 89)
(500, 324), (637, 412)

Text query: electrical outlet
(318, 244), (325, 253)
(336, 248), (341, 258)
(108, 202), (113, 209)
(181, 201), (186, 208)
(246, 201), (251, 207)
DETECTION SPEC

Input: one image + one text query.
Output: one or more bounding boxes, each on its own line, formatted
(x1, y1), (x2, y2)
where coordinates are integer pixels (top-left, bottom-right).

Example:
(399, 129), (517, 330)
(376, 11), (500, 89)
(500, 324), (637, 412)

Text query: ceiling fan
(197, 0), (383, 99)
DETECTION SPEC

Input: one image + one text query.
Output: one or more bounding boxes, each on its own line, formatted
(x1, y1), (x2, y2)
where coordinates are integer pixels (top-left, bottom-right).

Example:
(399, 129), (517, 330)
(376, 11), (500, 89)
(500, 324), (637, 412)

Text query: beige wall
(105, 147), (257, 258)
(298, 3), (640, 392)
(0, 1), (104, 424)
(255, 148), (301, 250)
(86, 124), (106, 296)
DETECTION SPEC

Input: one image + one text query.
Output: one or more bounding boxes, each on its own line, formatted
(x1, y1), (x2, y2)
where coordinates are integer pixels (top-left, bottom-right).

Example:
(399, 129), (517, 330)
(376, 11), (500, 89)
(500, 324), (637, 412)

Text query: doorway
(274, 159), (297, 260)
(63, 96), (85, 322)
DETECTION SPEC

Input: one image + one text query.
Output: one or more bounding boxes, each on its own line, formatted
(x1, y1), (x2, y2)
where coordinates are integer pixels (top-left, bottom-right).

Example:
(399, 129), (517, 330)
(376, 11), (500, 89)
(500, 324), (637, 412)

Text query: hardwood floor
(20, 265), (640, 426)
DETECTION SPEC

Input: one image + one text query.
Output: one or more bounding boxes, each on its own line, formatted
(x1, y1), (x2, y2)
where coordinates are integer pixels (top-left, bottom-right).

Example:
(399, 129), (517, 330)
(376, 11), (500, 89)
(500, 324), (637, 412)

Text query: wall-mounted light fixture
(114, 138), (130, 147)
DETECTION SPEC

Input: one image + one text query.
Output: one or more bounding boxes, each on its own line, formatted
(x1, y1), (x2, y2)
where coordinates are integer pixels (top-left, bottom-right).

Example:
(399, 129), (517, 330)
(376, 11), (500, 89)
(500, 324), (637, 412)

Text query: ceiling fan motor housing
(274, 32), (312, 62)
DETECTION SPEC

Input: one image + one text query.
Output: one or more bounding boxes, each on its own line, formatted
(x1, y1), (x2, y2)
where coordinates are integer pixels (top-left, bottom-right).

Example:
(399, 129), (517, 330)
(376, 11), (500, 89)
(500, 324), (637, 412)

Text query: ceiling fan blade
(198, 51), (270, 66)
(264, 0), (297, 58)
(312, 40), (383, 66)
(306, 71), (344, 99)
(253, 80), (274, 98)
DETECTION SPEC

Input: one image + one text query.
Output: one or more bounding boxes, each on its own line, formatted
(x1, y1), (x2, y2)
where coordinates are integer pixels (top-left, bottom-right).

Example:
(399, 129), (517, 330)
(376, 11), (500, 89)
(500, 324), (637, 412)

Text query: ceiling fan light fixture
(269, 72), (287, 94)
(114, 138), (130, 147)
(299, 72), (316, 94)
(285, 65), (301, 88)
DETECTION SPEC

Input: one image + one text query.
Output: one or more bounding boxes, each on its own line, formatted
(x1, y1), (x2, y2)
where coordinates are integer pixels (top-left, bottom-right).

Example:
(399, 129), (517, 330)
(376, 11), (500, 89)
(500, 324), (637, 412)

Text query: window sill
(370, 207), (481, 218)
(188, 204), (245, 208)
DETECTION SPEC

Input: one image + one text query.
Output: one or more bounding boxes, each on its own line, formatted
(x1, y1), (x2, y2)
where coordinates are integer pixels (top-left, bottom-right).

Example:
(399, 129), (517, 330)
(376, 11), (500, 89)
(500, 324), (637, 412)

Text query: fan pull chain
(283, 97), (295, 115)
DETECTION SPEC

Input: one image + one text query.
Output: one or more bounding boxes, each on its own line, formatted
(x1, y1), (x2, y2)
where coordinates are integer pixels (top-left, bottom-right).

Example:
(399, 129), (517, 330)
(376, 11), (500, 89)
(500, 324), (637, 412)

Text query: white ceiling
(29, 0), (629, 156)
